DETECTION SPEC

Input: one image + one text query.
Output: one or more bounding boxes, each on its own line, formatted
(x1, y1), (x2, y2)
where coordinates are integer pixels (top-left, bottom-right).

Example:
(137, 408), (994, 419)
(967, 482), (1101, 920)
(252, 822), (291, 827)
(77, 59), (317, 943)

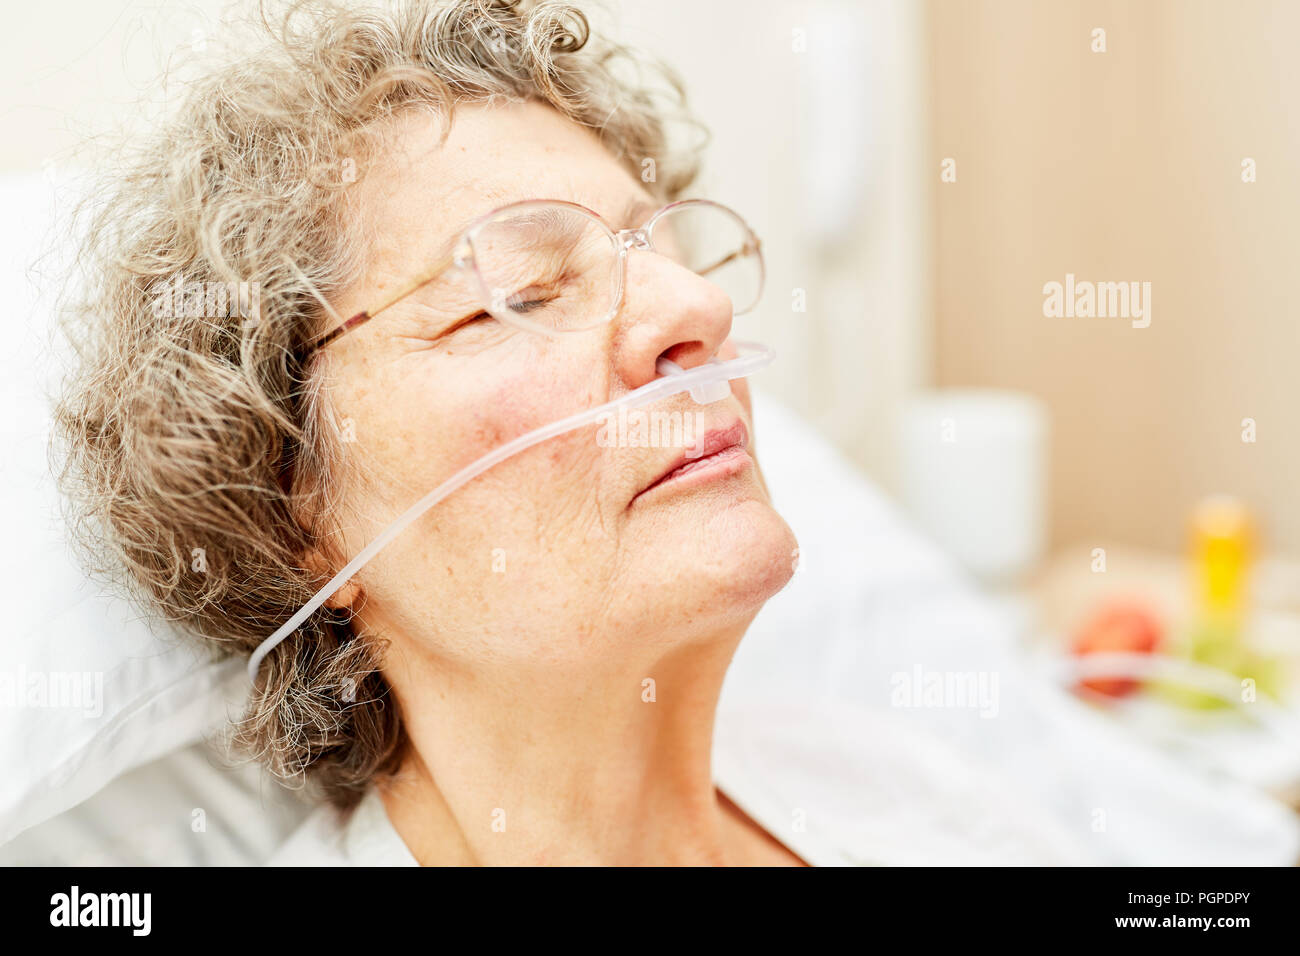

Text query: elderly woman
(57, 0), (1078, 866)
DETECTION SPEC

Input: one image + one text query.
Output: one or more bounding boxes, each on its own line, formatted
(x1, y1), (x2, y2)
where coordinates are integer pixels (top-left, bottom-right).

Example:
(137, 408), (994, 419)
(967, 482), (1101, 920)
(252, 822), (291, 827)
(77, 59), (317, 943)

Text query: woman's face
(322, 99), (797, 672)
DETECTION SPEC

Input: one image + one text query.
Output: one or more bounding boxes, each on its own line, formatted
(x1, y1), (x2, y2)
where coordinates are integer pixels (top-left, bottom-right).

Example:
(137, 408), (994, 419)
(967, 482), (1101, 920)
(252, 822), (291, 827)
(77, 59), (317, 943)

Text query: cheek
(341, 346), (610, 537)
(454, 363), (591, 462)
(424, 357), (615, 530)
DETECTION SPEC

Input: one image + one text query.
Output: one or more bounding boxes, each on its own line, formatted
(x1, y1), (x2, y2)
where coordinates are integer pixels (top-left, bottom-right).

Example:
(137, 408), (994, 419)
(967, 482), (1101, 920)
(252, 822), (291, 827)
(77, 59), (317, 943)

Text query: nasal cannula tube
(247, 340), (774, 679)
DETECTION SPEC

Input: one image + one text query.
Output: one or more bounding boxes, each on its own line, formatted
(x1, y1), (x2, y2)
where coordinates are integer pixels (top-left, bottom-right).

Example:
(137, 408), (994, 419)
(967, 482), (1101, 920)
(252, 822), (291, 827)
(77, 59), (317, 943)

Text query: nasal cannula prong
(246, 340), (775, 680)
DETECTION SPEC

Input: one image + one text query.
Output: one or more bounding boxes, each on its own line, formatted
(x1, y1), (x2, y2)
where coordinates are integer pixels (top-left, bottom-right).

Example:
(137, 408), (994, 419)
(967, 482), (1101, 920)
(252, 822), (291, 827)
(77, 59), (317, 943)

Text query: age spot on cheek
(467, 414), (507, 451)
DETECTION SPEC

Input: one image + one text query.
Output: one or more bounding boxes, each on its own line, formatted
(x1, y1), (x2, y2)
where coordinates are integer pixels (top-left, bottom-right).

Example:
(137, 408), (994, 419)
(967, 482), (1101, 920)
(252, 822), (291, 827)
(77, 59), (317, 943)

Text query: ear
(301, 544), (363, 611)
(283, 462), (362, 612)
(281, 444), (363, 612)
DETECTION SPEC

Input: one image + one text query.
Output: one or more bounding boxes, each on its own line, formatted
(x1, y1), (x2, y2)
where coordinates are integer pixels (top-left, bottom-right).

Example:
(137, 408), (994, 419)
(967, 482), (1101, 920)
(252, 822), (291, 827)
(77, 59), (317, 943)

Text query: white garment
(267, 692), (1090, 866)
(270, 785), (417, 866)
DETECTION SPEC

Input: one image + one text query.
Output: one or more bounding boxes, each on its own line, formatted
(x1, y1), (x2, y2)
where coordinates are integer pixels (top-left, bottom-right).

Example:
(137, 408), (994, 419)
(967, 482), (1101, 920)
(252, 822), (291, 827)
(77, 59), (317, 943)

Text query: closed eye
(393, 309), (494, 352)
(445, 311), (494, 334)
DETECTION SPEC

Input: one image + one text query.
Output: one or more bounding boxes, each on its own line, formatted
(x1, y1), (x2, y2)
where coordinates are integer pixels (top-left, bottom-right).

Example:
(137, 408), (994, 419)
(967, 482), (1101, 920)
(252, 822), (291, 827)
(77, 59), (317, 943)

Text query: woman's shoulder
(265, 788), (418, 866)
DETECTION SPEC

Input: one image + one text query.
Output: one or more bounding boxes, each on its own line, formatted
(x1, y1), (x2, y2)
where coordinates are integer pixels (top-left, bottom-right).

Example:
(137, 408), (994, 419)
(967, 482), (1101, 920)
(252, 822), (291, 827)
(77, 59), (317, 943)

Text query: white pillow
(0, 172), (246, 846)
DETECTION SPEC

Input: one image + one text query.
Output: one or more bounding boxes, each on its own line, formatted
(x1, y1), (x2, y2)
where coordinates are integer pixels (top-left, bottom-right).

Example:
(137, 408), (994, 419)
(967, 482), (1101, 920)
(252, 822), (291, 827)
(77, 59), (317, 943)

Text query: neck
(376, 625), (751, 866)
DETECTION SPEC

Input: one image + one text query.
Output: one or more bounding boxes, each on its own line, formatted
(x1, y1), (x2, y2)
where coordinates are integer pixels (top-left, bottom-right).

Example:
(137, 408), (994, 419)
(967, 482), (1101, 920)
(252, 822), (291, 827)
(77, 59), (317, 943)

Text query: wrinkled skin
(318, 100), (800, 865)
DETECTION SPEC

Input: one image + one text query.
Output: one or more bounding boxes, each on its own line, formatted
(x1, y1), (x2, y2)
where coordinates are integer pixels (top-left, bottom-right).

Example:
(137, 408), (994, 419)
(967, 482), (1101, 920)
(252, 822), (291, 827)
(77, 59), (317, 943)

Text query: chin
(655, 494), (798, 622)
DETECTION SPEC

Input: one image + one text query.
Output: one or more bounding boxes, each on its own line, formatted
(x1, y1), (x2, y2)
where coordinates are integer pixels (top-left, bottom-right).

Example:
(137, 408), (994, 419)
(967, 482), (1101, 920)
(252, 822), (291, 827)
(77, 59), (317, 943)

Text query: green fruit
(1149, 620), (1281, 710)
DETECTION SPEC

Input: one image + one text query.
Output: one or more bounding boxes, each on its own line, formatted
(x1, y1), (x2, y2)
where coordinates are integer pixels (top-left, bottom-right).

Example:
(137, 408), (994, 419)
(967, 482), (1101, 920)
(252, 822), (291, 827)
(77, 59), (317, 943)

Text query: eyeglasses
(302, 197), (764, 356)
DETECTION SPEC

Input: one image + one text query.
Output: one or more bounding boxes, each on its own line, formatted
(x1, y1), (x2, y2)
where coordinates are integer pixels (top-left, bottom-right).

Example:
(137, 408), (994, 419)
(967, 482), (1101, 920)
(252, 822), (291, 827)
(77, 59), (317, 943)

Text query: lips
(633, 419), (751, 502)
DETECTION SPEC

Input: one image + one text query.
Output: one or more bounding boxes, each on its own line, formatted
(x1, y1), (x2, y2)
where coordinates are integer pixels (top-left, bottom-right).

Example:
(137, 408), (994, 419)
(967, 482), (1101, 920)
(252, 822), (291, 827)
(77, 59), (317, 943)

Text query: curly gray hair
(55, 0), (703, 809)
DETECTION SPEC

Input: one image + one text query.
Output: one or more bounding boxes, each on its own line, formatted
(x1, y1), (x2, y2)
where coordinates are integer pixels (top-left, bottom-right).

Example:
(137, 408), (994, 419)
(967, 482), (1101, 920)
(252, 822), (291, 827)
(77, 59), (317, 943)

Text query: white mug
(900, 389), (1048, 584)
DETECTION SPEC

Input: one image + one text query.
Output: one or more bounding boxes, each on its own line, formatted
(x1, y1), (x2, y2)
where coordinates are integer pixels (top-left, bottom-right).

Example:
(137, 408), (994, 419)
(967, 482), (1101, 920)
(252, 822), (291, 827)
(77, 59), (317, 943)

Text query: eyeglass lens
(466, 202), (761, 332)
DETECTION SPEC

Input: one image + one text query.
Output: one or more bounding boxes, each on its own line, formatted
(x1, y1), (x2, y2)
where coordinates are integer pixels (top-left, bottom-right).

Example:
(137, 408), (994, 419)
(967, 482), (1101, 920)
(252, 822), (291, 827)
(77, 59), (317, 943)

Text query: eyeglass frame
(300, 197), (765, 357)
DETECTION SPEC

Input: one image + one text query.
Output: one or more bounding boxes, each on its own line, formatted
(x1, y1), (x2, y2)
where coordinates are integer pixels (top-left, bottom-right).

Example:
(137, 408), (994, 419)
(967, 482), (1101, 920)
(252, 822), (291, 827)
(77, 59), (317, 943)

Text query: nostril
(655, 354), (685, 376)
(657, 341), (710, 372)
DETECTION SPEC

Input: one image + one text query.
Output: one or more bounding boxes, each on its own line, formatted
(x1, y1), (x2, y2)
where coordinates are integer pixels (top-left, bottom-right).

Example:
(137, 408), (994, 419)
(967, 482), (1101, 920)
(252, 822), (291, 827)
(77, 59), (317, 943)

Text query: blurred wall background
(616, 0), (931, 492)
(2, 0), (1295, 565)
(930, 0), (1300, 560)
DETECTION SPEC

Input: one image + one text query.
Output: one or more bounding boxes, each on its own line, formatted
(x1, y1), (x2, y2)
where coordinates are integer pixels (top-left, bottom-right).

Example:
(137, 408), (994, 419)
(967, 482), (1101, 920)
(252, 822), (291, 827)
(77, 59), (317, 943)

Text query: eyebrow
(310, 193), (668, 353)
(432, 193), (661, 257)
(490, 205), (588, 250)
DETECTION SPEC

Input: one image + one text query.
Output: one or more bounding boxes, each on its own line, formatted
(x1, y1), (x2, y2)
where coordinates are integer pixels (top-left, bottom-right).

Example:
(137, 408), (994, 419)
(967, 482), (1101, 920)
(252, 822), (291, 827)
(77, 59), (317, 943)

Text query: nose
(610, 238), (735, 392)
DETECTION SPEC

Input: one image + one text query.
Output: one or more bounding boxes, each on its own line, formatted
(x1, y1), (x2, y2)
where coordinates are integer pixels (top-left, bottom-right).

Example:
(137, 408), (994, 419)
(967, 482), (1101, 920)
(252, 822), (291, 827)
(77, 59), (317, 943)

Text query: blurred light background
(4, 0), (1298, 795)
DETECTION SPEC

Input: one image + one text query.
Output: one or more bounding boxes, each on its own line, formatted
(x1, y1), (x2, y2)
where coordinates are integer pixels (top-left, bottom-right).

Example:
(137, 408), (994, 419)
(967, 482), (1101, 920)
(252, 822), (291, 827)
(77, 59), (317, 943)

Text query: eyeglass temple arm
(303, 251), (458, 355)
(694, 237), (762, 279)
